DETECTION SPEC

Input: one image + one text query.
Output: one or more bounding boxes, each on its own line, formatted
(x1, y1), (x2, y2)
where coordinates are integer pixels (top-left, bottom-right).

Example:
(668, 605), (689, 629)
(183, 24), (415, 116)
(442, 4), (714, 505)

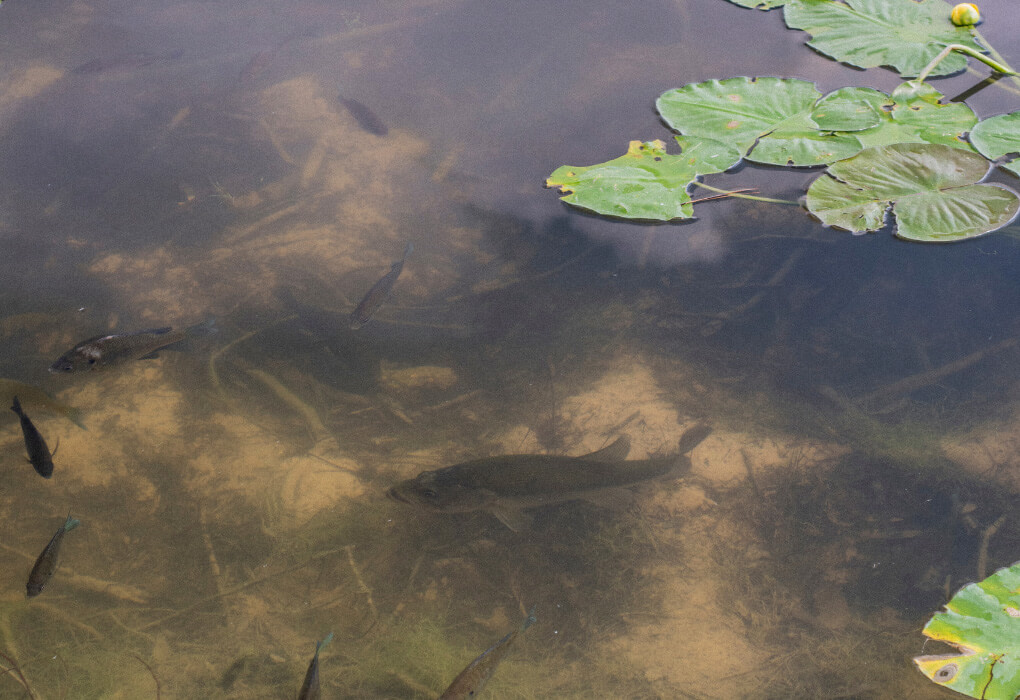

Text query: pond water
(1, 0), (1019, 698)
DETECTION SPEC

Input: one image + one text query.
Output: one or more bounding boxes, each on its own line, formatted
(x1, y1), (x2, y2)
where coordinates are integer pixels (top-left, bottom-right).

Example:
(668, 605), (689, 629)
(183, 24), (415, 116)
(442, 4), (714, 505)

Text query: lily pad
(810, 87), (889, 132)
(854, 81), (977, 151)
(969, 111), (1020, 178)
(914, 560), (1020, 698)
(656, 77), (822, 158)
(805, 142), (1020, 241)
(784, 0), (985, 78)
(544, 137), (742, 221)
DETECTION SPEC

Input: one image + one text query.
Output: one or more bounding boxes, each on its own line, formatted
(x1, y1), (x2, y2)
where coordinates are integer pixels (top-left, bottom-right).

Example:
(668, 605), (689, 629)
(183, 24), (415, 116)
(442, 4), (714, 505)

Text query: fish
(388, 424), (712, 531)
(297, 632), (333, 700)
(0, 378), (85, 428)
(49, 319), (216, 373)
(440, 609), (536, 699)
(338, 91), (388, 136)
(11, 397), (56, 478)
(27, 514), (80, 597)
(350, 243), (413, 330)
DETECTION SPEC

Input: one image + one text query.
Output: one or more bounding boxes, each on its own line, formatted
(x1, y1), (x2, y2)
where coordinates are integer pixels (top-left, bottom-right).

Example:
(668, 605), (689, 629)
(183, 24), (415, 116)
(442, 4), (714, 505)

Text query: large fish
(11, 396), (56, 478)
(338, 90), (388, 136)
(349, 243), (413, 330)
(0, 379), (85, 428)
(440, 609), (536, 699)
(49, 319), (216, 373)
(388, 424), (712, 531)
(27, 514), (80, 597)
(297, 632), (332, 700)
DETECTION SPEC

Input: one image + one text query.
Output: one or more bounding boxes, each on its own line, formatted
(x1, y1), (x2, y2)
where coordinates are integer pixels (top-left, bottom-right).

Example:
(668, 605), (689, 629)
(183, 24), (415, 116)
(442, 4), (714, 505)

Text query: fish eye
(63, 365), (73, 372)
(934, 663), (958, 682)
(422, 488), (438, 498)
(87, 358), (96, 365)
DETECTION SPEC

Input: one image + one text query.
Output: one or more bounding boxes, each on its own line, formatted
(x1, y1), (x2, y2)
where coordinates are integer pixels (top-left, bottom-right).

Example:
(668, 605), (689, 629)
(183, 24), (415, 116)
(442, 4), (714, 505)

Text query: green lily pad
(784, 0), (985, 78)
(810, 87), (889, 132)
(914, 560), (1020, 698)
(969, 111), (1020, 178)
(805, 143), (1020, 241)
(853, 81), (978, 151)
(544, 137), (742, 221)
(656, 77), (822, 158)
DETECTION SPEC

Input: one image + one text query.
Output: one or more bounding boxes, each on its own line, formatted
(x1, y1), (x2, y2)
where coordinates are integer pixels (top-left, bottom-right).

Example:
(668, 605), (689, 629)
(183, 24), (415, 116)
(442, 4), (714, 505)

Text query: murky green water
(1, 0), (1019, 697)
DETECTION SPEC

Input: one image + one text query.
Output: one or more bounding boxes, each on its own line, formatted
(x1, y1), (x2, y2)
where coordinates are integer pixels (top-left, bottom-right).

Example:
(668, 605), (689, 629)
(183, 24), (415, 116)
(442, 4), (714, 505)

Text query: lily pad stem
(916, 43), (1017, 85)
(970, 28), (1020, 91)
(692, 181), (798, 205)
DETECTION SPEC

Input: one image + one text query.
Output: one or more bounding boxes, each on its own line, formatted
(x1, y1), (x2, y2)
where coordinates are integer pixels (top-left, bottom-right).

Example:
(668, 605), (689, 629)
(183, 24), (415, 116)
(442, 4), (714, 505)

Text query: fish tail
(677, 423), (712, 455)
(63, 514), (81, 532)
(11, 395), (23, 416)
(315, 632), (334, 655)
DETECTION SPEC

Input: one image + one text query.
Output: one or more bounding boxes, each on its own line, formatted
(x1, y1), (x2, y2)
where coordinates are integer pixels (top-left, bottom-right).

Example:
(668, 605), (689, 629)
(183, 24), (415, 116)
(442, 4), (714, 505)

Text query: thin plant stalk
(916, 43), (1017, 85)
(692, 181), (798, 206)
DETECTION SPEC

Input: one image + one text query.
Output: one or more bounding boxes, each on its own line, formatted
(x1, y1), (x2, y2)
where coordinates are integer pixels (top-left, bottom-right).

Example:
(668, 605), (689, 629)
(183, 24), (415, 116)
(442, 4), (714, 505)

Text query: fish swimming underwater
(27, 514), (80, 597)
(49, 319), (216, 373)
(298, 632), (333, 700)
(440, 609), (536, 699)
(388, 424), (712, 531)
(338, 91), (388, 136)
(350, 243), (413, 330)
(11, 396), (56, 478)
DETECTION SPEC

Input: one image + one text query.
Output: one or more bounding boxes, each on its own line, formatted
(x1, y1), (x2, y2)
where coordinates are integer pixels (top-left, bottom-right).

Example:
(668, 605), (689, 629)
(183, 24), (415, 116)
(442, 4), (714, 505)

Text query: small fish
(350, 243), (413, 330)
(11, 396), (56, 478)
(338, 91), (388, 136)
(0, 378), (85, 428)
(27, 514), (80, 597)
(298, 632), (333, 700)
(389, 424), (712, 531)
(440, 609), (536, 699)
(49, 319), (216, 373)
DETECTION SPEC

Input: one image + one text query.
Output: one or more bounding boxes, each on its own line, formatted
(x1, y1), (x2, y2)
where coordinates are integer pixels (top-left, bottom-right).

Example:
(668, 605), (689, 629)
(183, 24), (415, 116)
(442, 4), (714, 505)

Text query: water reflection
(0, 0), (1018, 697)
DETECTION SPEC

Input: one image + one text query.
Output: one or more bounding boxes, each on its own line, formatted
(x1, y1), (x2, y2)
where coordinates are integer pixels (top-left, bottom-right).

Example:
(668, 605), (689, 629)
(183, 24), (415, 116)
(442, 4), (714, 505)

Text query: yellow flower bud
(951, 3), (981, 26)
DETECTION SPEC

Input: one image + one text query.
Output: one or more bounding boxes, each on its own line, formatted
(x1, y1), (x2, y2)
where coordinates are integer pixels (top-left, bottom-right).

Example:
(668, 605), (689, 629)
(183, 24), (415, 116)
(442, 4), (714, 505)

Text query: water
(0, 0), (1018, 697)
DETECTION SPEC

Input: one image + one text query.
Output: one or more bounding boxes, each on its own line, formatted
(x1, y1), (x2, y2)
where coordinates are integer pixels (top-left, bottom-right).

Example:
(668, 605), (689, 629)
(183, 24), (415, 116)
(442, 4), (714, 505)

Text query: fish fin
(142, 327), (174, 335)
(402, 241), (414, 259)
(489, 505), (533, 532)
(582, 435), (631, 463)
(51, 437), (59, 458)
(581, 487), (636, 511)
(185, 318), (218, 337)
(11, 395), (22, 415)
(66, 407), (87, 430)
(677, 424), (712, 454)
(137, 351), (161, 360)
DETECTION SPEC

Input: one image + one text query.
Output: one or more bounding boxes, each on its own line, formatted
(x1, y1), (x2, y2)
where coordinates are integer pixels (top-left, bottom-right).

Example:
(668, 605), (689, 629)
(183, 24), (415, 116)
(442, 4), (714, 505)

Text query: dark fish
(11, 396), (56, 478)
(27, 514), (80, 597)
(338, 93), (388, 136)
(49, 319), (216, 373)
(350, 243), (413, 330)
(440, 609), (536, 699)
(298, 632), (333, 700)
(389, 424), (712, 531)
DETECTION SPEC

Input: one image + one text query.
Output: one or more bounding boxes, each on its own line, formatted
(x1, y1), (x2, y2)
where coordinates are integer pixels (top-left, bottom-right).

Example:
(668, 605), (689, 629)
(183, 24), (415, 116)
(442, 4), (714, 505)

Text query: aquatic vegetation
(915, 560), (1020, 698)
(546, 0), (1020, 242)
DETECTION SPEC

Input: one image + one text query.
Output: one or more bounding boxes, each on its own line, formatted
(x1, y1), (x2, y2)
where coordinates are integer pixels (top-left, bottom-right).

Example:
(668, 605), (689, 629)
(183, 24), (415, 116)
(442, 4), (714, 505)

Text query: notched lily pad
(969, 111), (1020, 178)
(914, 560), (1020, 698)
(784, 0), (985, 78)
(656, 77), (822, 158)
(544, 137), (742, 221)
(805, 143), (1020, 241)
